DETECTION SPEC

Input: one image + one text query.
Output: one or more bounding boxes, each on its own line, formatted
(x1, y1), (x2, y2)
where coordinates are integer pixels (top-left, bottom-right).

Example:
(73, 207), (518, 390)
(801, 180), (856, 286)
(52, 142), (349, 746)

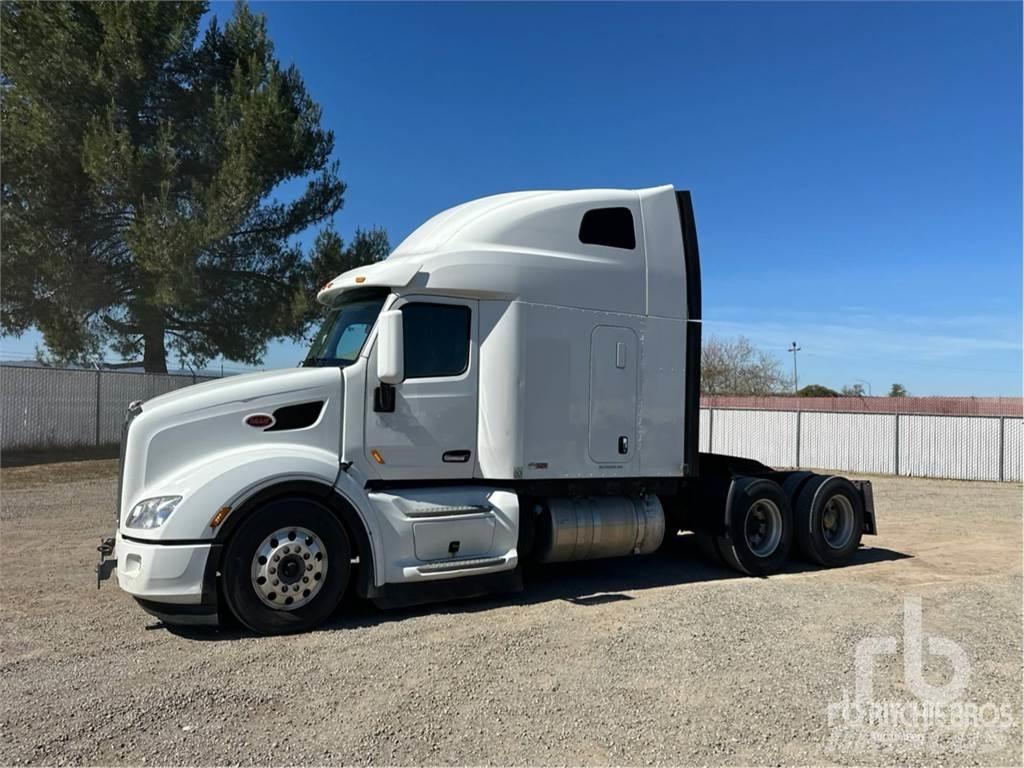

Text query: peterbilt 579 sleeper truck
(98, 186), (876, 634)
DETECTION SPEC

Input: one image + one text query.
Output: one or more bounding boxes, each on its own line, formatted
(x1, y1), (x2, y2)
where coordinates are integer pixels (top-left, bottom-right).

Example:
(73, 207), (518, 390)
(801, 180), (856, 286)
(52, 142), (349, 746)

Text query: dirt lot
(1, 461), (1021, 766)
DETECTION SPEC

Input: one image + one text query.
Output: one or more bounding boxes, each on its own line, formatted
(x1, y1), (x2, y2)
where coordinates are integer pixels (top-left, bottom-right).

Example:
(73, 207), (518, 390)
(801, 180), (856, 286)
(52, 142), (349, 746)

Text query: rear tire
(695, 531), (723, 566)
(781, 471), (815, 504)
(716, 477), (792, 576)
(794, 475), (864, 567)
(222, 497), (351, 635)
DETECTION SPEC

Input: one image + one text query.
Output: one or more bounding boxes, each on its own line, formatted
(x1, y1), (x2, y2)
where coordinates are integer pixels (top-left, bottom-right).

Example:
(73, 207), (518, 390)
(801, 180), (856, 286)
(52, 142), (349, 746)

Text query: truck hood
(118, 366), (345, 535)
(140, 367), (341, 418)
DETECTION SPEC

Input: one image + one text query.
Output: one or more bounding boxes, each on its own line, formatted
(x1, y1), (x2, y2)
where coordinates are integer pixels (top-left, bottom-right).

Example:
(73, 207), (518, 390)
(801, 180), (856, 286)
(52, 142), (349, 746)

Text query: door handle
(442, 450), (471, 463)
(373, 383), (395, 413)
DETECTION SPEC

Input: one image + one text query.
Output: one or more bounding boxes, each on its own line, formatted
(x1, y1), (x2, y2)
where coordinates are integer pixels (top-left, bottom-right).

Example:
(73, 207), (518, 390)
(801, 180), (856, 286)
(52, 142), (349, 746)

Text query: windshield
(302, 290), (388, 367)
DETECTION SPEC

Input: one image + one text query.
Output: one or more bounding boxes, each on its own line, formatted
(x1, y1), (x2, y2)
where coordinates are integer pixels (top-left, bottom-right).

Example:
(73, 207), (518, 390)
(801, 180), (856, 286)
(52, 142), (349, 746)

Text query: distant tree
(888, 383), (908, 397)
(1, 1), (386, 372)
(702, 336), (787, 396)
(798, 384), (840, 397)
(841, 383), (866, 397)
(306, 227), (390, 292)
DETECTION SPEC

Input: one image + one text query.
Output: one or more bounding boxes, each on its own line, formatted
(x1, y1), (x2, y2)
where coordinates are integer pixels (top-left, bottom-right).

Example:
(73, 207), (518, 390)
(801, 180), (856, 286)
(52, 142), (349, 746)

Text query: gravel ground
(1, 461), (1021, 766)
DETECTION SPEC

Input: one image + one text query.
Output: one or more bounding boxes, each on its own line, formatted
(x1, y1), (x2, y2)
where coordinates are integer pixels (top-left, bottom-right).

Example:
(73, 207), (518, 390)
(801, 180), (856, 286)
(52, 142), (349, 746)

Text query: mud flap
(852, 480), (877, 535)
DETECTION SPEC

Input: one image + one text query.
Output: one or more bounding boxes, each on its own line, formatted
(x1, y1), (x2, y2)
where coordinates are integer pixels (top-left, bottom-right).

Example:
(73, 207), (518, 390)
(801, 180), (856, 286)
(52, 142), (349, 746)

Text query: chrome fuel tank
(534, 495), (665, 563)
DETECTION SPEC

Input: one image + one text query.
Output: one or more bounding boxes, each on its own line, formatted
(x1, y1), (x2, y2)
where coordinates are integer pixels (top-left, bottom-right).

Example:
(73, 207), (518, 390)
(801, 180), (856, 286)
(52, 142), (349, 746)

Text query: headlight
(125, 496), (182, 529)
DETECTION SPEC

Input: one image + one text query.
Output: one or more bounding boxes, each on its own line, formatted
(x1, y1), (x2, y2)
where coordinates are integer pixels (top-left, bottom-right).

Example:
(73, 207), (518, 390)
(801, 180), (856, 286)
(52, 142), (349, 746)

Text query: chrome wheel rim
(821, 494), (855, 550)
(744, 499), (783, 558)
(250, 526), (327, 611)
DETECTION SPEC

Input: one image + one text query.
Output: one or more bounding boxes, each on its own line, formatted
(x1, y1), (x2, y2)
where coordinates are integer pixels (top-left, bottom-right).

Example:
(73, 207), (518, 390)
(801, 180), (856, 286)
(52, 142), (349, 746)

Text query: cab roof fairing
(316, 185), (679, 314)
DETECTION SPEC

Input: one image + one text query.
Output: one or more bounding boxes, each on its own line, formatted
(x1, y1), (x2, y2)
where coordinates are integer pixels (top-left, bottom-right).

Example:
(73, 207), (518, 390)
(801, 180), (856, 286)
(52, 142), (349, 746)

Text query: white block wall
(899, 415), (1002, 481)
(800, 412), (897, 475)
(708, 408), (798, 468)
(698, 408), (711, 452)
(700, 407), (1021, 483)
(1004, 418), (1022, 482)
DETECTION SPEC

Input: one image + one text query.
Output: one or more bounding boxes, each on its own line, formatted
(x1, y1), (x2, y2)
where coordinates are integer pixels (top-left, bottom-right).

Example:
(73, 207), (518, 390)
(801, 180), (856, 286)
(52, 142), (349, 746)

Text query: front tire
(222, 497), (351, 635)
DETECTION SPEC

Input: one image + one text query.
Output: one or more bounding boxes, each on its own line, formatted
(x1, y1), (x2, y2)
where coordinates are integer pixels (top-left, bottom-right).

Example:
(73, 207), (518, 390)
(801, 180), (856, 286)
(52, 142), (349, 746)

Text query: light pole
(788, 341), (800, 394)
(855, 378), (872, 396)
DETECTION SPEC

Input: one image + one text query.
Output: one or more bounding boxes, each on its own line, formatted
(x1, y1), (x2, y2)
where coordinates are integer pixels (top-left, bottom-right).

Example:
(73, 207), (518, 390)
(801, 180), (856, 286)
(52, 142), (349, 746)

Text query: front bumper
(116, 534), (211, 603)
(115, 534), (221, 624)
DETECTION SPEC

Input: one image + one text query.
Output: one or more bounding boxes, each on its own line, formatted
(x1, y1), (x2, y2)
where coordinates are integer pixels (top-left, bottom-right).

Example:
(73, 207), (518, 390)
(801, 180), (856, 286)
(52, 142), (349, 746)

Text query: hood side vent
(265, 401), (325, 432)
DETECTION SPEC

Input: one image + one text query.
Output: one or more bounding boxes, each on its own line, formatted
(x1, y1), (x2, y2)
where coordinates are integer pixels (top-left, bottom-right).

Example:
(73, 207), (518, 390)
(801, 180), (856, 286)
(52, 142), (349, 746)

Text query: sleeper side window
(401, 303), (471, 378)
(579, 207), (636, 250)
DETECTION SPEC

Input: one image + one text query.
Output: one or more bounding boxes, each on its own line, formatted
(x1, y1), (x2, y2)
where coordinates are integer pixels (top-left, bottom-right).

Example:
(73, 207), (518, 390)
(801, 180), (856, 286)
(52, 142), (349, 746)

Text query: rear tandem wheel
(793, 475), (865, 567)
(709, 476), (793, 576)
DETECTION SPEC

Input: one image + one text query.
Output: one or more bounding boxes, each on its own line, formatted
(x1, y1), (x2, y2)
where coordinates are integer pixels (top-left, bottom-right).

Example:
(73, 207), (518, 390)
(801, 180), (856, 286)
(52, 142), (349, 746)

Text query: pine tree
(1, 1), (386, 372)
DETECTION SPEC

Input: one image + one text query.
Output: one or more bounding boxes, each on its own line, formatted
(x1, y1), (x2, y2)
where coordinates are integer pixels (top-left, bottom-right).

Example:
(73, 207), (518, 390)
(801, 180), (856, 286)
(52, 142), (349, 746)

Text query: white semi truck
(98, 186), (876, 634)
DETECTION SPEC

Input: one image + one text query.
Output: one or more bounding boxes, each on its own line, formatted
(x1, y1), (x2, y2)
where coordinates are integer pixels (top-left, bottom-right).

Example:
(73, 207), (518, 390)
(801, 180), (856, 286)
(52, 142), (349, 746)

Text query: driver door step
(416, 556), (506, 574)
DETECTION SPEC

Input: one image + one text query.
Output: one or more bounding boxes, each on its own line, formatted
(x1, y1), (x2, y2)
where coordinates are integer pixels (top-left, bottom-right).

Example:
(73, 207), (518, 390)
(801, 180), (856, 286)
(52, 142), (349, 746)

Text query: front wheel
(221, 497), (351, 635)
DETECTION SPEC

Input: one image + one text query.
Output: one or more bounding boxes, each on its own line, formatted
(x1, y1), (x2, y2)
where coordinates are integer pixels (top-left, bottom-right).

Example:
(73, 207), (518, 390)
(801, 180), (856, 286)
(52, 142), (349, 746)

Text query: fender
(213, 477), (380, 599)
(122, 446), (386, 592)
(122, 447), (341, 541)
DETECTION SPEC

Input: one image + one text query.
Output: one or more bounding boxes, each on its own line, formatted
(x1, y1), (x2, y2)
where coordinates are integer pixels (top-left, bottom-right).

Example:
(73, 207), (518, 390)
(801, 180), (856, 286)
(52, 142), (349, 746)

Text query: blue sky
(2, 1), (1021, 394)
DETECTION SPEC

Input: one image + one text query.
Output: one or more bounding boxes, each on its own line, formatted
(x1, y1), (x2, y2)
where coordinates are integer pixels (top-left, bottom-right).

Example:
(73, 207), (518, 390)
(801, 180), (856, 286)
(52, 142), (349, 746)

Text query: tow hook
(96, 537), (116, 589)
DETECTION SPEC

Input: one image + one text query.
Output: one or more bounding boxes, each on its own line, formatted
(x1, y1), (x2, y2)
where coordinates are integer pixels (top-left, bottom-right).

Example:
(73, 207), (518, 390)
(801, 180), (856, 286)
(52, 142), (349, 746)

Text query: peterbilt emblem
(244, 413), (275, 429)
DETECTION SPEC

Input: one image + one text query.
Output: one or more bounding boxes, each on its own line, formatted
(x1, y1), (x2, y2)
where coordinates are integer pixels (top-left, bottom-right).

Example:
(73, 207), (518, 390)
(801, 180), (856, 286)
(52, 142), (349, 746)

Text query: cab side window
(401, 303), (471, 378)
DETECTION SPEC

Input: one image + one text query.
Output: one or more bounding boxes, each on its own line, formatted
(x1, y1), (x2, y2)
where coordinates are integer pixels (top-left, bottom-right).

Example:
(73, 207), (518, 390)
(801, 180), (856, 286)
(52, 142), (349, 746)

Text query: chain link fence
(2, 365), (218, 453)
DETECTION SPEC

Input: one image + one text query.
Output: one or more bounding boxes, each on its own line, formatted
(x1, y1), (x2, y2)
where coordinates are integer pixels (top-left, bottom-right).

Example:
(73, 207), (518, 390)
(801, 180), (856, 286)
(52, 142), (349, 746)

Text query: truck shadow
(522, 541), (907, 606)
(162, 534), (910, 641)
(370, 534), (909, 623)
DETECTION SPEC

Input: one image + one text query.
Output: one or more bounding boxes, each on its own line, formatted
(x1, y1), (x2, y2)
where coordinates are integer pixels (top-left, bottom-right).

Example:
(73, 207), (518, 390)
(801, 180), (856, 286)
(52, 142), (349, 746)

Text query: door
(589, 325), (638, 464)
(365, 296), (479, 479)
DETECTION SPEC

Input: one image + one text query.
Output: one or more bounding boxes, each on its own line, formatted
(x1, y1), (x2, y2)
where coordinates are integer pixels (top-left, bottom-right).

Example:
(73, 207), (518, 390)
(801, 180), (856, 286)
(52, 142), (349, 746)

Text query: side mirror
(376, 309), (405, 384)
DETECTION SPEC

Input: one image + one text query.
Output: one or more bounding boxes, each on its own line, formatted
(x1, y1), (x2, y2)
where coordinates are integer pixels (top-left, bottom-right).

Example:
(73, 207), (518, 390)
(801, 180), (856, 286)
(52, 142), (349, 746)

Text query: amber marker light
(370, 449), (385, 464)
(209, 506), (231, 529)
(354, 276), (366, 284)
